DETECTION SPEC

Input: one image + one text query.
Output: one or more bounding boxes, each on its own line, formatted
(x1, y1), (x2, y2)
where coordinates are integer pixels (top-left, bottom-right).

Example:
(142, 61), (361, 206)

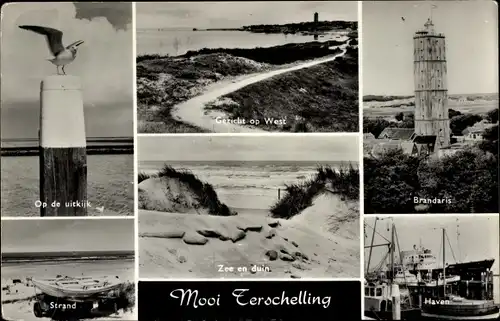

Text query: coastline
(1, 137), (134, 157)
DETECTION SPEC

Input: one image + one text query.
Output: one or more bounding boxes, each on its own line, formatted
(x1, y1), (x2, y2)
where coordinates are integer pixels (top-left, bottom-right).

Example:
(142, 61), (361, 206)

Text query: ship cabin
(365, 282), (393, 313)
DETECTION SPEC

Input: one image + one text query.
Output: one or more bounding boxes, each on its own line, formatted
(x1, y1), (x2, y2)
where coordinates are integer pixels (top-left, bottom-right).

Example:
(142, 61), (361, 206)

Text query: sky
(136, 1), (358, 29)
(0, 2), (133, 106)
(1, 219), (134, 253)
(363, 0), (498, 95)
(138, 135), (359, 162)
(364, 216), (500, 274)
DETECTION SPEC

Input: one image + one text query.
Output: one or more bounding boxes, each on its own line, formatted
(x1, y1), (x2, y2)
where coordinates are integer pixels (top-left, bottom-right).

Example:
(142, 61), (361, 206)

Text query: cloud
(136, 2), (357, 29)
(73, 2), (132, 31)
(0, 2), (133, 106)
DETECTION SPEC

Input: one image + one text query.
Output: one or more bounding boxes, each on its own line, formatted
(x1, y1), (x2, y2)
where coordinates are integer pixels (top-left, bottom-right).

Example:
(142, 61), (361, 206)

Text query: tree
(418, 148), (498, 213)
(363, 117), (391, 138)
(479, 125), (498, 157)
(395, 112), (404, 121)
(450, 114), (483, 135)
(449, 108), (462, 118)
(364, 149), (422, 214)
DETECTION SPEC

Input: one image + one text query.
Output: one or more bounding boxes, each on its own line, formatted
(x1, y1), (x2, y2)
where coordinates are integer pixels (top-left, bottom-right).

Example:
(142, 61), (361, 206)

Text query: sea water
(139, 160), (355, 213)
(137, 28), (349, 56)
(1, 154), (134, 216)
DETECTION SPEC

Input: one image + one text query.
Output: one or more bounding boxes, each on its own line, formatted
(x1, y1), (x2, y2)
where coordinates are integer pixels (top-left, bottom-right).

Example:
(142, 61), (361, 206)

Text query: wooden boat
(31, 276), (122, 299)
(421, 295), (500, 320)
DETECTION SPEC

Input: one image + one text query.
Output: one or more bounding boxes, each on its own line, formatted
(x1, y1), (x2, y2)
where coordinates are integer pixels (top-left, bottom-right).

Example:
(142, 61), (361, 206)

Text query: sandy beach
(1, 259), (135, 321)
(139, 191), (360, 279)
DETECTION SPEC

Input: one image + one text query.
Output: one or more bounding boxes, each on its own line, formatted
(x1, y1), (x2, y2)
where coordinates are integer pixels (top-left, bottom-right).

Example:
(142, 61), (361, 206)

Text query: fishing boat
(364, 219), (422, 320)
(420, 228), (500, 320)
(31, 276), (122, 299)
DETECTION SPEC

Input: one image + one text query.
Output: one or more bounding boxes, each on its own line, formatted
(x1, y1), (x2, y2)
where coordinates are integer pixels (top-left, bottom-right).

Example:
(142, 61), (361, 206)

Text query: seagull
(19, 25), (84, 75)
(401, 17), (406, 22)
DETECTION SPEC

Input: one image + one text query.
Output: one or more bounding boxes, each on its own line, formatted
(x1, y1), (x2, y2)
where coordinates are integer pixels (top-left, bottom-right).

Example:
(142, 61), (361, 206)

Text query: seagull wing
(19, 25), (65, 56)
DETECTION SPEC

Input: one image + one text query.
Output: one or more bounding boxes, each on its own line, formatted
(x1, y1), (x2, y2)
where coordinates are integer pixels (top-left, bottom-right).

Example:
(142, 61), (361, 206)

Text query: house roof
(413, 135), (437, 144)
(369, 140), (414, 156)
(378, 128), (415, 140)
(462, 121), (497, 135)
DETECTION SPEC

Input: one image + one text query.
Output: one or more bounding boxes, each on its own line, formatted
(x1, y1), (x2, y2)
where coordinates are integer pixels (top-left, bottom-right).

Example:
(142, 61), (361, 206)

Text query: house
(463, 129), (485, 141)
(461, 120), (496, 141)
(363, 133), (375, 140)
(377, 128), (415, 140)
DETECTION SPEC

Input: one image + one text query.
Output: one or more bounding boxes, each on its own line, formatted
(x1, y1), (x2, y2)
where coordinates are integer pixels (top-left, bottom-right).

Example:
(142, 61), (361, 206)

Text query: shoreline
(1, 137), (134, 157)
(1, 145), (134, 157)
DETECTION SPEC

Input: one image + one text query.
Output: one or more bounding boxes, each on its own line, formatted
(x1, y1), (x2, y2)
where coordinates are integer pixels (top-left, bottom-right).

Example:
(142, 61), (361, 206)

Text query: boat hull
(364, 308), (422, 320)
(32, 277), (121, 299)
(421, 311), (500, 320)
(421, 303), (500, 320)
(408, 260), (495, 281)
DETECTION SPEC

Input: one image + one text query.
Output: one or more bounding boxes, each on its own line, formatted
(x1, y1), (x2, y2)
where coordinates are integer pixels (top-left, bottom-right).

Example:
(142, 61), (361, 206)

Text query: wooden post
(391, 283), (401, 320)
(39, 75), (87, 216)
(278, 188), (281, 200)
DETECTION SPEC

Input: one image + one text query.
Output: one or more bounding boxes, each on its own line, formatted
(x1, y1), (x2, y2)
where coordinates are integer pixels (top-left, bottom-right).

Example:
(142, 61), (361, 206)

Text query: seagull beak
(74, 40), (84, 47)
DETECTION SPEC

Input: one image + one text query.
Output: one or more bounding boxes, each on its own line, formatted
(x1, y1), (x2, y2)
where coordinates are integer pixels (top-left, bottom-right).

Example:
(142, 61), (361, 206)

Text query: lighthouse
(412, 18), (451, 154)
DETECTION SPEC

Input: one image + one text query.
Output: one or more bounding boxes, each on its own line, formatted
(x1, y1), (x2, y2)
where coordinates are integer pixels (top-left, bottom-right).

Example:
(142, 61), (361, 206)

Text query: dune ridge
(139, 164), (360, 278)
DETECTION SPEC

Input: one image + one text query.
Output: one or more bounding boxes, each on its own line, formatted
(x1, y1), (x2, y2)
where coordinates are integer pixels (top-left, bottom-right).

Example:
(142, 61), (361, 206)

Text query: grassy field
(205, 45), (359, 132)
(364, 101), (498, 120)
(136, 40), (350, 133)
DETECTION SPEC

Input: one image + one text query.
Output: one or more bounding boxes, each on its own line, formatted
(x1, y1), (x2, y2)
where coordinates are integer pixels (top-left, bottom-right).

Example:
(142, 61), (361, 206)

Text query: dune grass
(114, 281), (135, 313)
(138, 166), (234, 216)
(270, 164), (359, 219)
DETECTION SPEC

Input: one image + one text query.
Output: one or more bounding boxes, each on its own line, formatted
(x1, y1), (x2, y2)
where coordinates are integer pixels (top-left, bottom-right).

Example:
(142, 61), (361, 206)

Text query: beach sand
(139, 192), (360, 279)
(1, 260), (136, 321)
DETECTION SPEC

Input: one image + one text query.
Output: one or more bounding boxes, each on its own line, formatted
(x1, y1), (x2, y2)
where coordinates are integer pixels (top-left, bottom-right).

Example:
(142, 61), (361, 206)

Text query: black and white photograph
(1, 3), (134, 217)
(364, 215), (500, 320)
(137, 135), (360, 279)
(362, 1), (499, 214)
(136, 1), (359, 133)
(1, 219), (136, 321)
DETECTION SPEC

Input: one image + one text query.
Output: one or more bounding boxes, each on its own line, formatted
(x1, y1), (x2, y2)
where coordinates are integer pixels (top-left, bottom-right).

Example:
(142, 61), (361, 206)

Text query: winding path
(171, 47), (347, 133)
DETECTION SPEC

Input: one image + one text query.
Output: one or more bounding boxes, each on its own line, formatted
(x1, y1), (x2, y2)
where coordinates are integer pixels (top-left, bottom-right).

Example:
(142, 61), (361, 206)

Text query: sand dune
(139, 192), (359, 279)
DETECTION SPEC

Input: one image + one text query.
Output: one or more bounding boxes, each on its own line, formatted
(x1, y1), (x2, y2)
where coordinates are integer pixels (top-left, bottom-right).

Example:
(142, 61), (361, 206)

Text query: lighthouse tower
(413, 18), (451, 154)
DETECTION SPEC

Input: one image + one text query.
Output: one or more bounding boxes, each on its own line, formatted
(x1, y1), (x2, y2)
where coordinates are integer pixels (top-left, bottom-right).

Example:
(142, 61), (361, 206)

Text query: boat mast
(443, 228), (446, 297)
(456, 218), (461, 262)
(366, 218), (378, 274)
(391, 223), (395, 281)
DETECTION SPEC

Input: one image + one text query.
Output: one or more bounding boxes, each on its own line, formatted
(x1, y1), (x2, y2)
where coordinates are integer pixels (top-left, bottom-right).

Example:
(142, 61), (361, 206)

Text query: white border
(0, 216), (133, 221)
(132, 1), (139, 319)
(138, 132), (360, 137)
(357, 1), (365, 319)
(139, 277), (360, 282)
